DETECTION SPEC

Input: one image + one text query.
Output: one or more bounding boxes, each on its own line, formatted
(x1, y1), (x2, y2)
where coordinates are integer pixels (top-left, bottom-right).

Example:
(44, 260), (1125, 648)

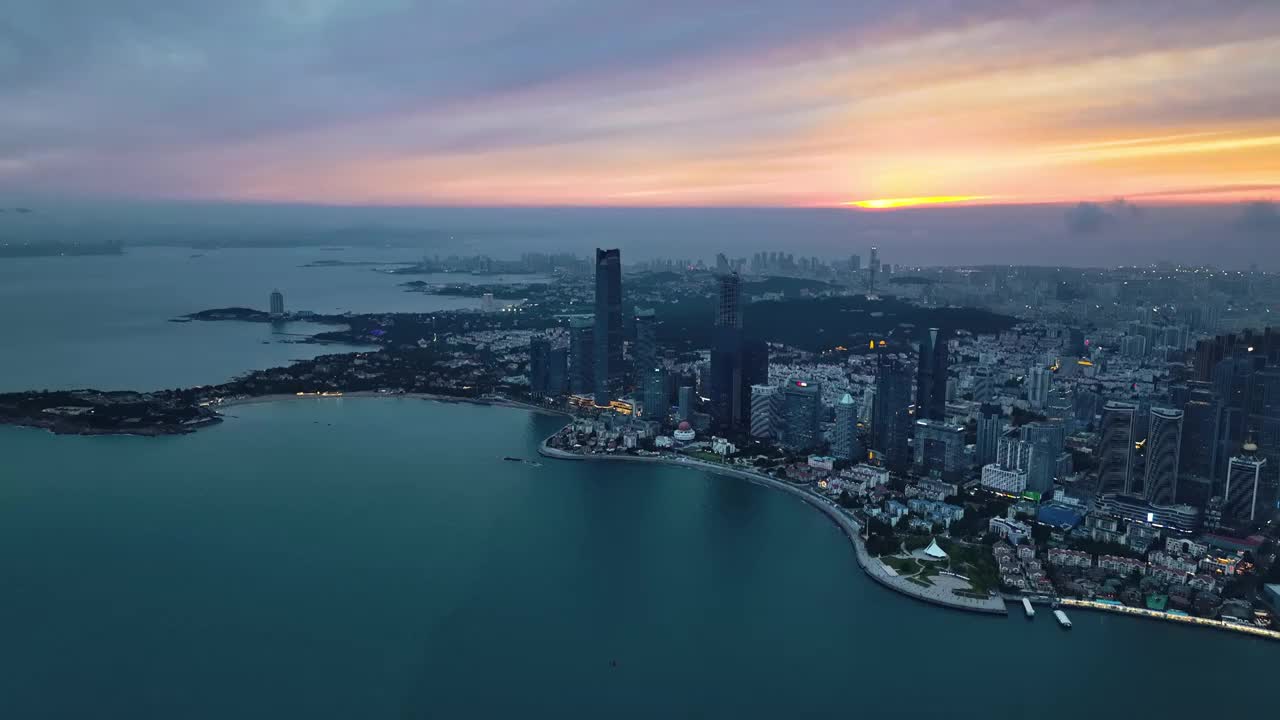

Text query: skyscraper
(1225, 441), (1265, 523)
(547, 345), (568, 394)
(568, 316), (594, 395)
(1144, 407), (1183, 505)
(972, 365), (994, 403)
(1098, 400), (1137, 495)
(868, 246), (880, 293)
(976, 403), (1006, 466)
(710, 272), (747, 430)
(632, 307), (657, 385)
(914, 419), (966, 481)
(915, 327), (948, 421)
(782, 381), (822, 450)
(642, 366), (668, 420)
(593, 248), (623, 406)
(1021, 420), (1066, 496)
(269, 289), (284, 319)
(872, 356), (913, 470)
(750, 384), (778, 440)
(528, 335), (551, 398)
(677, 385), (695, 422)
(1027, 366), (1051, 409)
(833, 393), (858, 460)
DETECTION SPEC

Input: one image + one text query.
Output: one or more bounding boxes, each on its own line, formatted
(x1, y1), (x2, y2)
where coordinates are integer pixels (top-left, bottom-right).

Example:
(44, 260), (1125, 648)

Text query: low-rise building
(1048, 548), (1093, 568)
(988, 517), (1031, 544)
(1098, 555), (1146, 577)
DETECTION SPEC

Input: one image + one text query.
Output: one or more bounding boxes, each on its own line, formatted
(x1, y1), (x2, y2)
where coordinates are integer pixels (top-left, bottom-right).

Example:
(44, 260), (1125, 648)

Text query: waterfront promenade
(1060, 598), (1280, 642)
(539, 442), (1008, 615)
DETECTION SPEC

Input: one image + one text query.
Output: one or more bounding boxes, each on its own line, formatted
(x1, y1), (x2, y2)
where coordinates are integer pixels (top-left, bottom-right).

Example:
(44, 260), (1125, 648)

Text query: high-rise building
(972, 365), (994, 403)
(976, 404), (1006, 466)
(1120, 335), (1146, 359)
(1021, 420), (1066, 496)
(1027, 366), (1051, 409)
(750, 384), (778, 439)
(1144, 407), (1183, 505)
(1180, 398), (1216, 485)
(642, 366), (668, 420)
(914, 419), (966, 480)
(632, 307), (657, 386)
(593, 248), (624, 406)
(709, 272), (745, 430)
(528, 335), (551, 398)
(915, 328), (948, 421)
(568, 317), (594, 395)
(872, 356), (913, 469)
(677, 385), (695, 422)
(833, 393), (858, 460)
(269, 289), (285, 319)
(1098, 401), (1137, 495)
(782, 381), (822, 450)
(850, 254), (861, 273)
(1067, 328), (1086, 357)
(547, 347), (568, 398)
(868, 247), (880, 293)
(1225, 441), (1265, 523)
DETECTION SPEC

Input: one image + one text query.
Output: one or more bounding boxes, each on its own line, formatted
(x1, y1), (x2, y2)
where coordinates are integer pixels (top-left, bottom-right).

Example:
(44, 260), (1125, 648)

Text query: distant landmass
(0, 239), (123, 258)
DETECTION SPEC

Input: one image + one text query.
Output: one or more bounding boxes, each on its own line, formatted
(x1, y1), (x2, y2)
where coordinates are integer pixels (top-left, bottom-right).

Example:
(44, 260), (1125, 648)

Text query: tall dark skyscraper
(976, 403), (1006, 466)
(782, 381), (822, 450)
(568, 316), (594, 395)
(1226, 440), (1265, 523)
(593, 248), (623, 406)
(1144, 407), (1183, 505)
(872, 354), (913, 470)
(632, 307), (657, 385)
(1098, 400), (1137, 495)
(528, 335), (551, 398)
(710, 272), (746, 430)
(915, 327), (948, 421)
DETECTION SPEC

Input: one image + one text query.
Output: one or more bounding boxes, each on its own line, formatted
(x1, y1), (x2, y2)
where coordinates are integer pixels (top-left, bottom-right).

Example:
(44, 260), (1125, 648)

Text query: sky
(1, 0), (1279, 208)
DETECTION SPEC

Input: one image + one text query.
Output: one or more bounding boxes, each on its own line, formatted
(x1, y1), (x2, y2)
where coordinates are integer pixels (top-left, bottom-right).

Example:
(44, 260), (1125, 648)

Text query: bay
(0, 246), (538, 392)
(0, 398), (1274, 719)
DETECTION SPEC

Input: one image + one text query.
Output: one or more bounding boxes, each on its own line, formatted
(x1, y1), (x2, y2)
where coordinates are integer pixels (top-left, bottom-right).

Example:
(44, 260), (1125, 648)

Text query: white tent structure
(923, 538), (949, 560)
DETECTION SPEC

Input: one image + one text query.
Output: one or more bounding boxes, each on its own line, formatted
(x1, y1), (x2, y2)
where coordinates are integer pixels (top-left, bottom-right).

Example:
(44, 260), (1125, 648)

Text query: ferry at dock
(1053, 609), (1072, 628)
(1022, 597), (1035, 618)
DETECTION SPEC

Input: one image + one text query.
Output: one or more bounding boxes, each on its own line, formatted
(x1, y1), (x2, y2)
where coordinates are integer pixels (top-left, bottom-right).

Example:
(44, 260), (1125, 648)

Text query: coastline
(212, 391), (572, 418)
(1059, 598), (1280, 642)
(538, 440), (1008, 616)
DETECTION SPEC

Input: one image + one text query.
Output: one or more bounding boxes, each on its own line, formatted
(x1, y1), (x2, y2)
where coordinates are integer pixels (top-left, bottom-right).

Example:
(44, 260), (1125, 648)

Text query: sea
(0, 248), (1276, 718)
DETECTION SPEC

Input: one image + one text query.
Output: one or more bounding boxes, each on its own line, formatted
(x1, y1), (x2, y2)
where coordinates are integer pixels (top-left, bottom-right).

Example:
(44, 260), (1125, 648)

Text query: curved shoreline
(538, 442), (1008, 615)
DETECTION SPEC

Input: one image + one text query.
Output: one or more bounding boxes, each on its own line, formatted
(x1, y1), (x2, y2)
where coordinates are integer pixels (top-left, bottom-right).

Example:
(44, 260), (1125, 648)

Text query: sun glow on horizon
(844, 195), (995, 210)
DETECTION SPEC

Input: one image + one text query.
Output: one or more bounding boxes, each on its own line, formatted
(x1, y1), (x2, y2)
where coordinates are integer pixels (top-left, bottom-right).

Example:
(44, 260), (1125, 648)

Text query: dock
(1022, 597), (1035, 619)
(1053, 609), (1072, 628)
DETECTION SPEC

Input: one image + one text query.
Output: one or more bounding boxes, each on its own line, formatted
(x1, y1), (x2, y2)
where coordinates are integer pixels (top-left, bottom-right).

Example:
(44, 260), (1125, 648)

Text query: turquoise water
(0, 247), (536, 391)
(0, 398), (1275, 718)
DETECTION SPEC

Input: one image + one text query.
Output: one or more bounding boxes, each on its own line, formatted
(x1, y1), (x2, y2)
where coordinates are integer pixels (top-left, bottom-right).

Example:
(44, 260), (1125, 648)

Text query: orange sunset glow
(1, 3), (1278, 208)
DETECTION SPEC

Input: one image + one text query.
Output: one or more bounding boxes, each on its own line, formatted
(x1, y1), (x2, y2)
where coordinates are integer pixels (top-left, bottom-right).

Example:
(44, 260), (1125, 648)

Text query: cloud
(1, 1), (1279, 205)
(1064, 198), (1140, 234)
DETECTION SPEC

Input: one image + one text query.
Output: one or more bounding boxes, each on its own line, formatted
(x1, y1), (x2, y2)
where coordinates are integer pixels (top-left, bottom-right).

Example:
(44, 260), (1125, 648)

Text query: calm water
(0, 398), (1275, 718)
(0, 247), (538, 392)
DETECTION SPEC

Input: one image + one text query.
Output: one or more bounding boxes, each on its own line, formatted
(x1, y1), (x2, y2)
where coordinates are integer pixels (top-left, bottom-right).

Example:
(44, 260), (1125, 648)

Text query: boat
(1053, 609), (1072, 629)
(503, 456), (542, 467)
(1022, 597), (1036, 619)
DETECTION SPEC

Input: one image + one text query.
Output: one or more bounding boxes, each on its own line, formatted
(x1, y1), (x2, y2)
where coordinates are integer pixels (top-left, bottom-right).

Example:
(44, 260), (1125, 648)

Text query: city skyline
(2, 1), (1279, 208)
